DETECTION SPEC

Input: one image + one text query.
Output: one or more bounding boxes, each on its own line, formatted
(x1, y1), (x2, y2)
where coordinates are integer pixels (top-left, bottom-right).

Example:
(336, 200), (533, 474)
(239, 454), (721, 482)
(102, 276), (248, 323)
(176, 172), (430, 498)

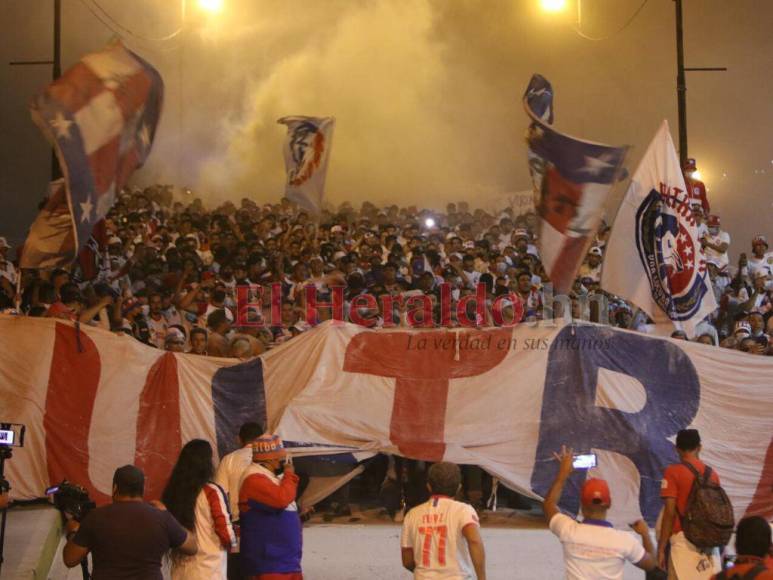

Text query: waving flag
(3, 316), (771, 527)
(278, 116), (335, 214)
(523, 74), (628, 294)
(602, 121), (718, 337)
(23, 40), (163, 268)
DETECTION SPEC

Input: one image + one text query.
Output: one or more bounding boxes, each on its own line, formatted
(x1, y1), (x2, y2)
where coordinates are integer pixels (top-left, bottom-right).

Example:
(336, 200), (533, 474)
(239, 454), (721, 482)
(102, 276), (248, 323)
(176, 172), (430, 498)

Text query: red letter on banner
(343, 328), (512, 461)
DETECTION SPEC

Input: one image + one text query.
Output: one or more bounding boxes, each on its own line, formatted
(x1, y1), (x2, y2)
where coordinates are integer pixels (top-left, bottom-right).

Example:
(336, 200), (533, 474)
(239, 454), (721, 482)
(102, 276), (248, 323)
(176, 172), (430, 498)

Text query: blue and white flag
(278, 116), (335, 214)
(602, 121), (718, 337)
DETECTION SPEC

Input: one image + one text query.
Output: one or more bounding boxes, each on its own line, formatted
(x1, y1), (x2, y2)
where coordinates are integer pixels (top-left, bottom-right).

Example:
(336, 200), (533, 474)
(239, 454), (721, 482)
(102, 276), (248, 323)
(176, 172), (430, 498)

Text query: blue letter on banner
(531, 325), (700, 524)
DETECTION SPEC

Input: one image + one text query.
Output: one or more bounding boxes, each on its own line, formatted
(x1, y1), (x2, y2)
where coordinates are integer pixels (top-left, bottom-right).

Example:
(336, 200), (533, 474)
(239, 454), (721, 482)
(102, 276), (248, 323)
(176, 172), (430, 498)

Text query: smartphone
(572, 453), (597, 469)
(0, 429), (15, 446)
(0, 423), (25, 447)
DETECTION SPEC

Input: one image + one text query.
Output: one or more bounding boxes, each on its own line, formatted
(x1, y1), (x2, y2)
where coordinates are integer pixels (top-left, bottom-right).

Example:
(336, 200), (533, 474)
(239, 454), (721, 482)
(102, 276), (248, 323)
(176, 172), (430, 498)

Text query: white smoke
(139, 0), (528, 210)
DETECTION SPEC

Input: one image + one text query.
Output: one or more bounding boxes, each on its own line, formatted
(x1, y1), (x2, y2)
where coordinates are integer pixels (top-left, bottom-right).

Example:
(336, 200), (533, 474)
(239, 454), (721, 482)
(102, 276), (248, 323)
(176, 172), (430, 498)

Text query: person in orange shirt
(712, 516), (773, 579)
(658, 429), (722, 578)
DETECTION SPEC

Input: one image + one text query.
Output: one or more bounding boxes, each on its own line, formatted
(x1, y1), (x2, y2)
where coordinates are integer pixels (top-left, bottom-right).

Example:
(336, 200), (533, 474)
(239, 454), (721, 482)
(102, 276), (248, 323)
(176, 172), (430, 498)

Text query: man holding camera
(63, 465), (197, 579)
(238, 434), (302, 580)
(544, 446), (658, 579)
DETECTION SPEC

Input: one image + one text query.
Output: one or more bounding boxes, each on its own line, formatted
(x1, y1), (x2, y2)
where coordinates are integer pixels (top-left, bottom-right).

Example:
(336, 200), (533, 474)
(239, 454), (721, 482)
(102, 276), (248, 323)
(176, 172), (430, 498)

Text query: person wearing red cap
(543, 446), (658, 579)
(682, 159), (710, 215)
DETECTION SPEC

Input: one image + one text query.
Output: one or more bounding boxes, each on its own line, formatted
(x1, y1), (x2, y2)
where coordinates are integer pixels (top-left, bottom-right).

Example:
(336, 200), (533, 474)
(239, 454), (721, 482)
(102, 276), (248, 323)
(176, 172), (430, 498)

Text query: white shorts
(668, 532), (720, 580)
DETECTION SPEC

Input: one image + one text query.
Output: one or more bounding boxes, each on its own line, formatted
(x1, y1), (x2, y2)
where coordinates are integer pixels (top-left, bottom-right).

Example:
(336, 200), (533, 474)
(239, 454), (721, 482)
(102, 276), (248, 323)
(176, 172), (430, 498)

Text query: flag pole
(51, 0), (62, 180)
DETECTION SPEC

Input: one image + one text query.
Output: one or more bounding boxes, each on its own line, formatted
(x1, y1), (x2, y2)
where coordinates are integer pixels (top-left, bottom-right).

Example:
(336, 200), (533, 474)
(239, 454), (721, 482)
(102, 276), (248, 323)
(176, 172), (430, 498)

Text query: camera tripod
(0, 446), (13, 576)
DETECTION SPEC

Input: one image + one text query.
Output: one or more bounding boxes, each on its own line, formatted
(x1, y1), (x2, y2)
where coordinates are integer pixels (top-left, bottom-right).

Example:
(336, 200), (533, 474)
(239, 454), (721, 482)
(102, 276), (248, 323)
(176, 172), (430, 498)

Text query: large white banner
(602, 120), (718, 337)
(1, 316), (771, 527)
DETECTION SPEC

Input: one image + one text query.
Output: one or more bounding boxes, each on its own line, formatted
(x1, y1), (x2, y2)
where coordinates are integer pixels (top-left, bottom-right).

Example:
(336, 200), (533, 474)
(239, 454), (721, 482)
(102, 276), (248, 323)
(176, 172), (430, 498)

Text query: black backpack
(679, 461), (735, 549)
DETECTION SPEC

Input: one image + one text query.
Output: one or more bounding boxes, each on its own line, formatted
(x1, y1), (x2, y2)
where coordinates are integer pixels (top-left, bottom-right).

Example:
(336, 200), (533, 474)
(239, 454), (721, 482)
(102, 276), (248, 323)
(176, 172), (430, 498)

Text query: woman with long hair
(162, 439), (236, 579)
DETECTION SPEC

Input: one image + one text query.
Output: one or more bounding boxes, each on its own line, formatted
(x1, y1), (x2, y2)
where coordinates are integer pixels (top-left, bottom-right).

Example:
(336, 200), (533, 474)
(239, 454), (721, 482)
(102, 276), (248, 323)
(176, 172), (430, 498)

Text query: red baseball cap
(581, 478), (611, 507)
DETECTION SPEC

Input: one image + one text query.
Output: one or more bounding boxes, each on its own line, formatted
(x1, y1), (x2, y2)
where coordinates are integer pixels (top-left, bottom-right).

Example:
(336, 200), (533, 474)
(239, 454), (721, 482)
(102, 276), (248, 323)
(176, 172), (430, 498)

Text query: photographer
(63, 465), (197, 578)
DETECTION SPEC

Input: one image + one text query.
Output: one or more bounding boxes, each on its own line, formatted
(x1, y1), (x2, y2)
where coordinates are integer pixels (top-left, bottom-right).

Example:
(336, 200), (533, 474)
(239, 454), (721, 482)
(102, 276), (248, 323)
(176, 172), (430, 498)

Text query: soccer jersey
(703, 230), (731, 269)
(749, 254), (773, 278)
(661, 457), (720, 535)
(401, 495), (479, 580)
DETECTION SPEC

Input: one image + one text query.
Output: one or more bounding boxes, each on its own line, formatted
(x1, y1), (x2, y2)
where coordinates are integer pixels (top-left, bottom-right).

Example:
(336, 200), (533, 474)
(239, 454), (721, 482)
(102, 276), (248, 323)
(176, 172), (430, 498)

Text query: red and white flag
(22, 40), (163, 269)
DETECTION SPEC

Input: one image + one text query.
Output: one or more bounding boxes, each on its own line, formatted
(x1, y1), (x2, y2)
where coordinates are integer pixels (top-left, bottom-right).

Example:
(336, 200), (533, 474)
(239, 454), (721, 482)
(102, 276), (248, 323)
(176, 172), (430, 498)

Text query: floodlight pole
(8, 0), (62, 179)
(674, 0), (727, 168)
(675, 0), (688, 166)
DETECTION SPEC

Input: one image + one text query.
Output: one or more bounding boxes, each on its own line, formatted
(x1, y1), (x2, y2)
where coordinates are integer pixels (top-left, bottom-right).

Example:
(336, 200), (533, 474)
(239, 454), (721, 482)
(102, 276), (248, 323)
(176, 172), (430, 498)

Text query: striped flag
(278, 116), (335, 214)
(523, 74), (628, 294)
(21, 40), (163, 269)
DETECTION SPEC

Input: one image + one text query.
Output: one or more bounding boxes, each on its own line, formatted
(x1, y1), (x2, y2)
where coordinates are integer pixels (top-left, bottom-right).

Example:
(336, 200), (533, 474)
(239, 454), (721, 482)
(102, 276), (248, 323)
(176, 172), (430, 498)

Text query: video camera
(0, 423), (25, 493)
(46, 481), (96, 523)
(1, 423), (25, 574)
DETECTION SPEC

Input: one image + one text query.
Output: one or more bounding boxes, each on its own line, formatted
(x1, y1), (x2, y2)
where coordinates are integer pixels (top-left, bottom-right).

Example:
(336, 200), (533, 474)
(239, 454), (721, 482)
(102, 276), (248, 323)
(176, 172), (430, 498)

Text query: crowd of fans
(0, 182), (771, 356)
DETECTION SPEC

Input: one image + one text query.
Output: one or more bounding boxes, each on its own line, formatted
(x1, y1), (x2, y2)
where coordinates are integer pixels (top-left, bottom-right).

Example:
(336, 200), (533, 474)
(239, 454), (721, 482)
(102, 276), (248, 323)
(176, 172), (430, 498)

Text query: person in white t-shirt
(748, 235), (773, 279)
(578, 247), (604, 283)
(543, 446), (658, 579)
(213, 421), (264, 580)
(700, 215), (731, 270)
(400, 462), (486, 580)
(692, 204), (709, 240)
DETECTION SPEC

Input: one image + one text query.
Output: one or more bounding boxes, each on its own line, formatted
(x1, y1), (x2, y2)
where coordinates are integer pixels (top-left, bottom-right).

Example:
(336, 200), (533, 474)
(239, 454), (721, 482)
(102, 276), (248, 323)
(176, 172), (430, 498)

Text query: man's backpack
(680, 461), (734, 549)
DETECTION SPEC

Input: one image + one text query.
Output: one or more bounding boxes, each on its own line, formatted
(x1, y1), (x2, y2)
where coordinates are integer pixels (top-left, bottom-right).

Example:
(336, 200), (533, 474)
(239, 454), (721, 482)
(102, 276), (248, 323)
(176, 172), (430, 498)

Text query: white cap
(734, 321), (752, 337)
